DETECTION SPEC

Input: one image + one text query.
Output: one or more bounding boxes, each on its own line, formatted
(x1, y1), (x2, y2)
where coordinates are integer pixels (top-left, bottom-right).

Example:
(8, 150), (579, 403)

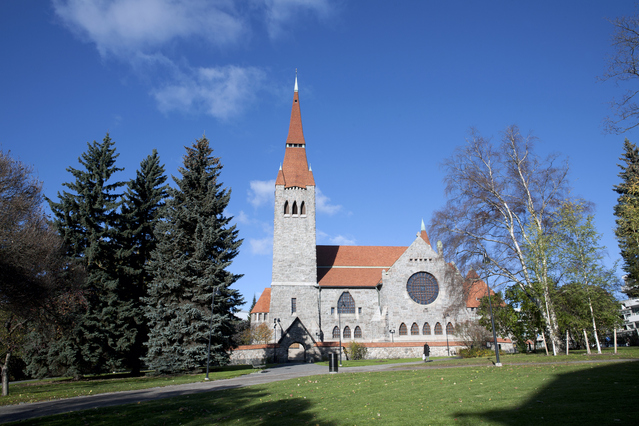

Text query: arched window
(354, 326), (362, 338)
(423, 322), (431, 335)
(284, 200), (290, 215)
(344, 326), (351, 339)
(292, 201), (298, 215)
(332, 326), (339, 339)
(337, 292), (356, 314)
(446, 322), (455, 335)
(411, 322), (419, 335)
(434, 322), (443, 335)
(399, 323), (407, 335)
(300, 201), (306, 215)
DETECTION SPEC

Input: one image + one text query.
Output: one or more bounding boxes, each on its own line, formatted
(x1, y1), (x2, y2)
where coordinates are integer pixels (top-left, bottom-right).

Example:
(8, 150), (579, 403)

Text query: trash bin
(329, 353), (338, 373)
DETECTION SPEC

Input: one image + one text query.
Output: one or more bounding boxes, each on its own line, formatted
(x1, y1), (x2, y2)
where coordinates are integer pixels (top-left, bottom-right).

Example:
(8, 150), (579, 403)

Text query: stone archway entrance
(287, 342), (306, 362)
(275, 317), (321, 362)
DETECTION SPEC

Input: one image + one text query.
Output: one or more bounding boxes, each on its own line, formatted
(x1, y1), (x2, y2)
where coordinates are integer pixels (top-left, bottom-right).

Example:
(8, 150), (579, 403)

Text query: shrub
(458, 347), (496, 358)
(348, 341), (368, 360)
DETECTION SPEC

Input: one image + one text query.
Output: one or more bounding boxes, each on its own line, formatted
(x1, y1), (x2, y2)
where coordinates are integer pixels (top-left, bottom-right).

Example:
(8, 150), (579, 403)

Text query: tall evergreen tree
(118, 150), (168, 375)
(45, 133), (126, 375)
(145, 136), (243, 374)
(614, 139), (639, 297)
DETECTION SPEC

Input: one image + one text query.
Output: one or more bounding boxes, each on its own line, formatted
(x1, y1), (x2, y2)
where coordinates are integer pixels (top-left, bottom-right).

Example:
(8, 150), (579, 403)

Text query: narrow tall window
(291, 298), (297, 314)
(423, 322), (431, 335)
(354, 326), (362, 338)
(446, 322), (455, 335)
(300, 201), (306, 215)
(411, 322), (419, 335)
(338, 292), (356, 314)
(284, 200), (290, 215)
(292, 201), (298, 215)
(399, 323), (407, 336)
(434, 322), (443, 335)
(332, 326), (339, 339)
(344, 326), (351, 339)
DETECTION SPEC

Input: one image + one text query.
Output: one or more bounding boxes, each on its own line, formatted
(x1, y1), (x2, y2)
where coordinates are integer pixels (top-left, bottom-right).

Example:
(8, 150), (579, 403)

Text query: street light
(483, 253), (502, 367)
(205, 288), (221, 381)
(338, 301), (345, 366)
(444, 315), (450, 356)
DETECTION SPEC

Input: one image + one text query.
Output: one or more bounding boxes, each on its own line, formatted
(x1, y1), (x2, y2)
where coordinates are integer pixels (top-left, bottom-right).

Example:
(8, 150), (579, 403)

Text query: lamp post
(338, 301), (345, 366)
(483, 253), (502, 367)
(205, 288), (221, 381)
(273, 318), (278, 344)
(444, 315), (450, 356)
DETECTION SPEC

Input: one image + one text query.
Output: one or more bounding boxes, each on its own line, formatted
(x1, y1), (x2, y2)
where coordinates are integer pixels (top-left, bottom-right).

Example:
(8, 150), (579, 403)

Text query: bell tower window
(300, 201), (306, 215)
(284, 201), (290, 215)
(292, 201), (298, 215)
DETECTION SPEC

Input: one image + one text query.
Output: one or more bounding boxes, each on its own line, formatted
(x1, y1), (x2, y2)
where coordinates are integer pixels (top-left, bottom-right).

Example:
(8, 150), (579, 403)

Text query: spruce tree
(145, 136), (243, 374)
(118, 150), (168, 375)
(46, 133), (126, 375)
(614, 139), (639, 297)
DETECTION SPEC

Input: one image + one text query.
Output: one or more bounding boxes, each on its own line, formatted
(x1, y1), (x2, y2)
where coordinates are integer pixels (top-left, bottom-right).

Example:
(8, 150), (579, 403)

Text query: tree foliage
(144, 136), (243, 374)
(117, 150), (168, 375)
(42, 134), (127, 376)
(430, 125), (569, 355)
(601, 15), (639, 134)
(0, 150), (84, 395)
(614, 139), (639, 297)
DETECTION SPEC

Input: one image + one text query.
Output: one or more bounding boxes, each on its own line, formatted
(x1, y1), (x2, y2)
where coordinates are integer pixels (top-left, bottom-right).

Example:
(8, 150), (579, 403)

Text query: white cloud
(250, 237), (273, 255)
(264, 0), (333, 39)
(247, 179), (276, 208)
(330, 235), (355, 245)
(53, 0), (246, 57)
(153, 65), (266, 120)
(236, 210), (251, 224)
(316, 187), (341, 215)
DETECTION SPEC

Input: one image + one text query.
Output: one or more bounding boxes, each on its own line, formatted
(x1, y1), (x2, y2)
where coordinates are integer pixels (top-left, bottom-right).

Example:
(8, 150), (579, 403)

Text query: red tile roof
(316, 245), (406, 288)
(465, 270), (494, 308)
(251, 288), (271, 313)
(276, 90), (315, 188)
(317, 245), (406, 267)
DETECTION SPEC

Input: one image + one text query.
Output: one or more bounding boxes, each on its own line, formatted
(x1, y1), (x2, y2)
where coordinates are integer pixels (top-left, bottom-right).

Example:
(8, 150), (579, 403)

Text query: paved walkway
(0, 361), (424, 424)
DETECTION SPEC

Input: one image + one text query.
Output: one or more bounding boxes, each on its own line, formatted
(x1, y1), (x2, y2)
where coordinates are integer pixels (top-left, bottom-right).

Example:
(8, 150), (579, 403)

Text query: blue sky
(1, 0), (637, 310)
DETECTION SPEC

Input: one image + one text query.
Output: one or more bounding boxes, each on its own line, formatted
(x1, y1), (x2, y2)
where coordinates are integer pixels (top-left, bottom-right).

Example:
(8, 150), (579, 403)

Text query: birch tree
(430, 125), (569, 355)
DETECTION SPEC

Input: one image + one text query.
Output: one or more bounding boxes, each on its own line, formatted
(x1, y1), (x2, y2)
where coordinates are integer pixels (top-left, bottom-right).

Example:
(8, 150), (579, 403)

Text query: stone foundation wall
(229, 341), (516, 365)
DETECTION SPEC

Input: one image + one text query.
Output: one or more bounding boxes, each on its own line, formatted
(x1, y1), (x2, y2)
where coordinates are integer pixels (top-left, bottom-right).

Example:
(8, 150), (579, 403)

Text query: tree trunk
(565, 330), (569, 355)
(2, 351), (11, 396)
(614, 328), (618, 354)
(541, 287), (560, 356)
(541, 331), (549, 356)
(588, 296), (602, 354)
(583, 329), (591, 355)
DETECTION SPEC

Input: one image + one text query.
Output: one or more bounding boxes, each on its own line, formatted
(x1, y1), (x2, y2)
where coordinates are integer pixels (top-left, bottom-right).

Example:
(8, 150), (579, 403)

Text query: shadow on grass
(454, 360), (639, 425)
(15, 385), (336, 426)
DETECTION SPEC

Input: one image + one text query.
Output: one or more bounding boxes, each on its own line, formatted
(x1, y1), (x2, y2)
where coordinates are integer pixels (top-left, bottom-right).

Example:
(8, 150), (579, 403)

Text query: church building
(238, 77), (509, 363)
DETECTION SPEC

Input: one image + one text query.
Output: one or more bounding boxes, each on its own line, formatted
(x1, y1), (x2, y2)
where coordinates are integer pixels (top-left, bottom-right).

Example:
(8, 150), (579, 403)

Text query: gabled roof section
(275, 77), (315, 188)
(316, 245), (407, 288)
(464, 270), (494, 308)
(317, 245), (406, 267)
(251, 288), (271, 313)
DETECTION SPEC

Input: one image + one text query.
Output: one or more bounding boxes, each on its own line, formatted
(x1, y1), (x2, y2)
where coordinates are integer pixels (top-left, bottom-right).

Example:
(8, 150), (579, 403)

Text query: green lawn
(1, 366), (255, 406)
(9, 356), (639, 425)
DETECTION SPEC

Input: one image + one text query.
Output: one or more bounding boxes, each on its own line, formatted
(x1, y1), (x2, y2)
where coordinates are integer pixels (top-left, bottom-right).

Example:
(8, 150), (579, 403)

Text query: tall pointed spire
(420, 219), (431, 246)
(276, 73), (315, 188)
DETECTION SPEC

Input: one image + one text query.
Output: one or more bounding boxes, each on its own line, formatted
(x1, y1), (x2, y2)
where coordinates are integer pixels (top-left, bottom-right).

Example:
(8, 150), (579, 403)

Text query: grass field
(0, 366), (255, 406)
(7, 348), (639, 425)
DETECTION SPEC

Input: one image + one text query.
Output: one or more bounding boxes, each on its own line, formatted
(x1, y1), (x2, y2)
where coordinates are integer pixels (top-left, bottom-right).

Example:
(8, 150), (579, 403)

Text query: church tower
(270, 75), (319, 336)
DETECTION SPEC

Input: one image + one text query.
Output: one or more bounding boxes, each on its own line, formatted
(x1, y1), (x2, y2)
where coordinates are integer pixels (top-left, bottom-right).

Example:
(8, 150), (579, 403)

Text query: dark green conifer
(614, 139), (639, 297)
(144, 136), (243, 374)
(118, 150), (168, 375)
(45, 133), (125, 375)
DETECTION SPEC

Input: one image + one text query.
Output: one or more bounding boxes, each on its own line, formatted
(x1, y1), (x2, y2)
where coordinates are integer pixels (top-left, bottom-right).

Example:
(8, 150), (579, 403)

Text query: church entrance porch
(287, 342), (307, 362)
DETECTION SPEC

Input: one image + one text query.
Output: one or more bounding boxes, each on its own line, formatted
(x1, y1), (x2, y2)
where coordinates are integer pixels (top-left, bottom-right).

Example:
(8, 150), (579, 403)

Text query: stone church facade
(231, 78), (511, 364)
